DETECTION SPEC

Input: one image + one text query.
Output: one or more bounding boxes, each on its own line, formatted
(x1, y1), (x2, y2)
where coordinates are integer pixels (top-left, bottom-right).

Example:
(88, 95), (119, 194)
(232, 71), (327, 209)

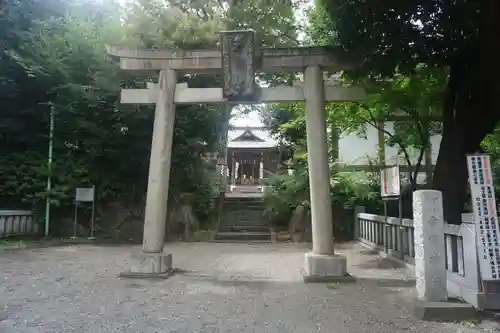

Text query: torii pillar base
(119, 251), (174, 279)
(302, 252), (355, 283)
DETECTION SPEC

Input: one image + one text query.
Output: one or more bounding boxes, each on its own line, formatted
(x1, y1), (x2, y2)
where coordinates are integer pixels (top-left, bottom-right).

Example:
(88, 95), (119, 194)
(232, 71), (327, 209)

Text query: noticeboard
(466, 154), (500, 281)
(75, 187), (95, 203)
(380, 166), (401, 197)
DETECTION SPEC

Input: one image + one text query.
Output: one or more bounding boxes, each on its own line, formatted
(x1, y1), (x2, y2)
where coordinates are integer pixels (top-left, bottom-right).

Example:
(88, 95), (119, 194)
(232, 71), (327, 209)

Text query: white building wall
(338, 126), (379, 165)
(338, 121), (443, 185)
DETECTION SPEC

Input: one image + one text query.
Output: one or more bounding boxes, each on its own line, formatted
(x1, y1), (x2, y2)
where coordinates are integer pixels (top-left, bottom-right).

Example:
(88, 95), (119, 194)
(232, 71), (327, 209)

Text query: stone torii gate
(107, 30), (365, 280)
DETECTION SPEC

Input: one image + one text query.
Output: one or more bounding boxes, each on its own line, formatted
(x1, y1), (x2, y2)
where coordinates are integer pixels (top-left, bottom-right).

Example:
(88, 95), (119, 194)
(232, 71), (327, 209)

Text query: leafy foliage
(261, 103), (306, 147)
(336, 65), (445, 187)
(3, 1), (152, 210)
(330, 172), (379, 211)
(261, 2), (449, 228)
(263, 167), (310, 227)
(262, 65), (445, 189)
(0, 0), (302, 235)
(481, 130), (500, 197)
(263, 165), (380, 229)
(317, 0), (500, 224)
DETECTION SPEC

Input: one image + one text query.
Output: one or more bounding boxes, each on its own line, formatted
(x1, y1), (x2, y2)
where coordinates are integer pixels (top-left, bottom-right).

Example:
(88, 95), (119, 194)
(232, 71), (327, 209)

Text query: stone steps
(221, 213), (264, 224)
(221, 198), (266, 227)
(213, 231), (271, 242)
(215, 197), (269, 242)
(223, 202), (265, 210)
(223, 206), (263, 211)
(209, 239), (271, 244)
(218, 225), (269, 233)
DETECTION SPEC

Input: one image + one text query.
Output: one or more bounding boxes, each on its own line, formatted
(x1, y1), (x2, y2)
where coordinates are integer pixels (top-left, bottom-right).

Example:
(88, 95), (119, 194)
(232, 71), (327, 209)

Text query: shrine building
(227, 126), (280, 193)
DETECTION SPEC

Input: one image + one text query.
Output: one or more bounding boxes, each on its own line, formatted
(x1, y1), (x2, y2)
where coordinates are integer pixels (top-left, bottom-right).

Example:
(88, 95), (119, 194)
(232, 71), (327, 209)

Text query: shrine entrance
(107, 30), (364, 280)
(235, 156), (260, 185)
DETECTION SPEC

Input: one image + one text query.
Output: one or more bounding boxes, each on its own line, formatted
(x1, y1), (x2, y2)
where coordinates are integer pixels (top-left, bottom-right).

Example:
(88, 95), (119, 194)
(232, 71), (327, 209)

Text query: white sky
(231, 110), (263, 127)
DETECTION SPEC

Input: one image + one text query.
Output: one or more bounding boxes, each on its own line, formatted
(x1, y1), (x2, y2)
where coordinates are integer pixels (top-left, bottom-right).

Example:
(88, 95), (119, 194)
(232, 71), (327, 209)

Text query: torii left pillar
(120, 69), (176, 278)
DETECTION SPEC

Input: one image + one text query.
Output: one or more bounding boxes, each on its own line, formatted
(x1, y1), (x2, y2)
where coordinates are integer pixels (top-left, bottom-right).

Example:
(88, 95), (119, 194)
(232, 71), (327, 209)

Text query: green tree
(316, 0), (500, 224)
(4, 0), (152, 208)
(263, 65), (445, 190)
(336, 65), (444, 189)
(0, 0), (302, 235)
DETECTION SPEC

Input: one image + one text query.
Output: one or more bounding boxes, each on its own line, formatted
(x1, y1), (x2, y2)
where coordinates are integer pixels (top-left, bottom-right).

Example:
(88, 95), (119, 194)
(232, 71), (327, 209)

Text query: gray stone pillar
(413, 190), (447, 301)
(120, 69), (176, 278)
(411, 190), (476, 322)
(302, 65), (348, 281)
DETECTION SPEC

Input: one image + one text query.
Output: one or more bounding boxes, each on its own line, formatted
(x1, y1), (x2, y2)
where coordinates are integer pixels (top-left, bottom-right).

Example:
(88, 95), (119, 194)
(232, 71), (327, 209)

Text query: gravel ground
(0, 242), (497, 333)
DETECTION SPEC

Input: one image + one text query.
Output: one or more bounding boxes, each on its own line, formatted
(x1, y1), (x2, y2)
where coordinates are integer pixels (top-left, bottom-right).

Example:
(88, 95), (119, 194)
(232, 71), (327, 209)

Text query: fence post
(461, 219), (481, 293)
(354, 206), (365, 240)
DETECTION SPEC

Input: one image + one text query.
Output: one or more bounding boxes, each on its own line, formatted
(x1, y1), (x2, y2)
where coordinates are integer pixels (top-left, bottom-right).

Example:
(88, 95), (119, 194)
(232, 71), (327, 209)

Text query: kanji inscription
(221, 30), (256, 101)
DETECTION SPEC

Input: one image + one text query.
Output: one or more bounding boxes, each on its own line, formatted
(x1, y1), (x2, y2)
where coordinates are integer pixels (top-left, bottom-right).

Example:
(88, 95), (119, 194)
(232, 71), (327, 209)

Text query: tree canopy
(314, 0), (500, 223)
(0, 0), (301, 236)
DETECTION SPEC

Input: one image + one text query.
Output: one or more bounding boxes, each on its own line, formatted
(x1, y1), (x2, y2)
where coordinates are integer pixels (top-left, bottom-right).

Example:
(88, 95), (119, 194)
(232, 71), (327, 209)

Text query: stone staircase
(215, 197), (270, 242)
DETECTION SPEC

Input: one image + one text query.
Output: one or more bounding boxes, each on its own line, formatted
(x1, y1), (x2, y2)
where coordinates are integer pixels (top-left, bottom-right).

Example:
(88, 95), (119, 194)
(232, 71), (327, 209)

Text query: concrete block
(119, 251), (173, 279)
(413, 299), (478, 322)
(302, 252), (355, 283)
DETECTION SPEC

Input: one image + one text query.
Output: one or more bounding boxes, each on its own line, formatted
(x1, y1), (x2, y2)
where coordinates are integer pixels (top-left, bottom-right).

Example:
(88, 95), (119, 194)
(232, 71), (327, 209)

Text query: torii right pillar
(302, 65), (350, 282)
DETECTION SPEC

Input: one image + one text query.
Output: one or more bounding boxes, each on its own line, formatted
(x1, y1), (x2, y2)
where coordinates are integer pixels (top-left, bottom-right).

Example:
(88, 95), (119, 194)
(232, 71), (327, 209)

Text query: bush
(330, 171), (380, 211)
(263, 166), (309, 228)
(263, 167), (380, 230)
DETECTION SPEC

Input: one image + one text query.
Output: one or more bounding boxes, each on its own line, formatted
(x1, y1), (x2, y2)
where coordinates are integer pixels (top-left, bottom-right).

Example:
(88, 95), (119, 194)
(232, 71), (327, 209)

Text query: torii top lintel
(106, 30), (361, 101)
(105, 37), (360, 75)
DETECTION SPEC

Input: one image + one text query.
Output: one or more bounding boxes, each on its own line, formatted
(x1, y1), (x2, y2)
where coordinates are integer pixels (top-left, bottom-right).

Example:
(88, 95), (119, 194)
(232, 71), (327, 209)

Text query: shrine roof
(228, 126), (277, 149)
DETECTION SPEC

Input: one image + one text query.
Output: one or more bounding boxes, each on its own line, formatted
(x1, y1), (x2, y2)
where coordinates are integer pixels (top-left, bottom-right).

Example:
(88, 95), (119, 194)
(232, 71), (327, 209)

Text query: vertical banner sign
(380, 166), (401, 197)
(466, 154), (500, 280)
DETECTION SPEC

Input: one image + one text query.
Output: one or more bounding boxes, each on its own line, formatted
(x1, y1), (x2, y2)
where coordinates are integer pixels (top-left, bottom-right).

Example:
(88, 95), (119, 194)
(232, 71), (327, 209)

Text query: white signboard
(380, 166), (400, 197)
(467, 154), (500, 281)
(75, 187), (95, 203)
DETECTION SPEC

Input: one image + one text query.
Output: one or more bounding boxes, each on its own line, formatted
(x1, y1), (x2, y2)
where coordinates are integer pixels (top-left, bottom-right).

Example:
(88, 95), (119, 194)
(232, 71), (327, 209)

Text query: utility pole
(44, 103), (54, 237)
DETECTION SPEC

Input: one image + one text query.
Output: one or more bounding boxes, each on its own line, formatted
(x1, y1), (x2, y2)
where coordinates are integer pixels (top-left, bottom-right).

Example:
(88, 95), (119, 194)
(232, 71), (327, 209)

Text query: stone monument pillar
(413, 190), (447, 301)
(412, 190), (476, 321)
(120, 69), (177, 277)
(302, 65), (348, 281)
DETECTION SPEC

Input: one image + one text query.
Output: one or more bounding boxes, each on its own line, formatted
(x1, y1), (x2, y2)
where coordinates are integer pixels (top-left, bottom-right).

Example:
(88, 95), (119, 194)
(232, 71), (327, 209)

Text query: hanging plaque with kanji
(221, 30), (256, 102)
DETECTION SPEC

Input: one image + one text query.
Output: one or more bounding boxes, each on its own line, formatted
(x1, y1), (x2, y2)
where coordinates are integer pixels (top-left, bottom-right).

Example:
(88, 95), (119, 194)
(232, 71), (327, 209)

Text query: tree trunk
(433, 10), (500, 224)
(432, 130), (474, 225)
(433, 82), (500, 224)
